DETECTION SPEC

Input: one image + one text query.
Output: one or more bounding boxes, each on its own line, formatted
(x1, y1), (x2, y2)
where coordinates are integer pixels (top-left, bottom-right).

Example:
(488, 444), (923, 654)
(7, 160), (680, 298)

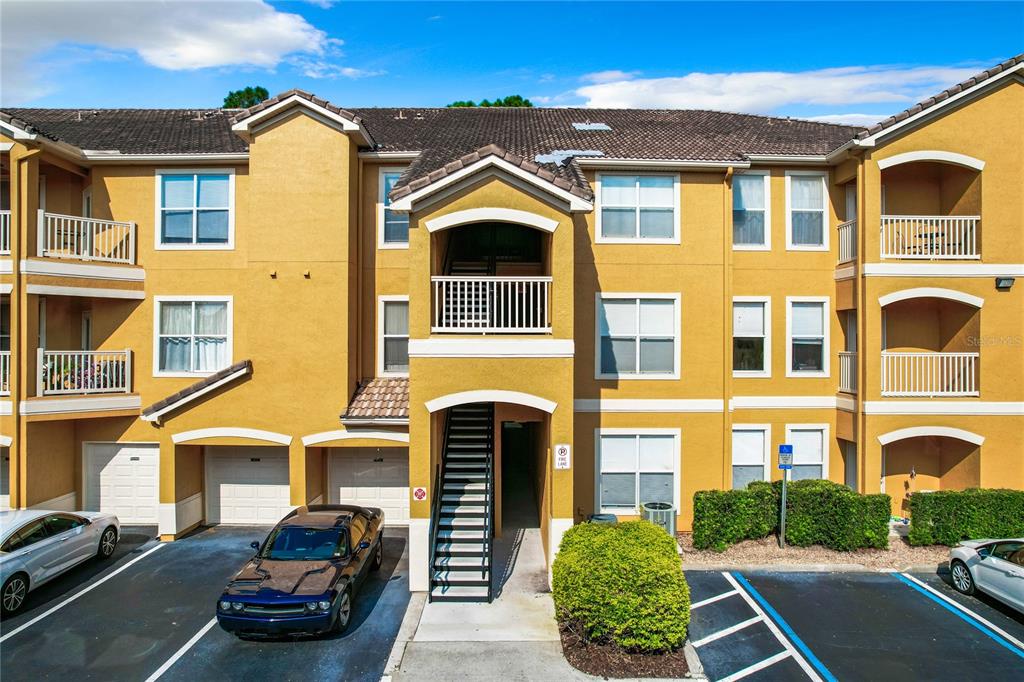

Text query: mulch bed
(558, 620), (689, 679)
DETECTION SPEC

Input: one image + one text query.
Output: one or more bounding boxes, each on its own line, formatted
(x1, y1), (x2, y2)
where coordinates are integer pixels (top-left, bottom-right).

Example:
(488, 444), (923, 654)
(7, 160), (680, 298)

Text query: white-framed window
(786, 424), (829, 480)
(732, 425), (770, 490)
(733, 296), (771, 377)
(596, 429), (680, 515)
(595, 173), (679, 243)
(378, 296), (409, 376)
(154, 169), (235, 249)
(595, 294), (680, 379)
(378, 167), (409, 249)
(786, 297), (829, 377)
(733, 171), (770, 249)
(153, 296), (232, 376)
(785, 171), (828, 250)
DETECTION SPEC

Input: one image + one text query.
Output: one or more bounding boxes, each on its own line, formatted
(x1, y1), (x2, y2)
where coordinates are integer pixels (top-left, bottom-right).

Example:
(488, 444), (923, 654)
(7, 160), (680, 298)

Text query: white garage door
(1, 447), (10, 511)
(205, 446), (292, 525)
(84, 443), (160, 524)
(328, 448), (409, 525)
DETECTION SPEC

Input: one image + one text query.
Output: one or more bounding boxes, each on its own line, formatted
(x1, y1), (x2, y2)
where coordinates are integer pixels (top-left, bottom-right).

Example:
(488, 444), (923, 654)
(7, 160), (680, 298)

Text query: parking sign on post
(779, 444), (793, 548)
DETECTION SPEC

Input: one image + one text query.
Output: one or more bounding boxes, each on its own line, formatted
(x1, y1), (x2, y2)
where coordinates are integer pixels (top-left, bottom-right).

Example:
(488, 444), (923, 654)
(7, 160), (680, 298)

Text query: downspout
(723, 166), (735, 489)
(856, 156), (868, 493)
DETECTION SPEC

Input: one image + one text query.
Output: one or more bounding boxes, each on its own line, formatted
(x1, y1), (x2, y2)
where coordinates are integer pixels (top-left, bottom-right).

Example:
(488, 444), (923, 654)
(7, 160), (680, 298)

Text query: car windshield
(260, 526), (347, 561)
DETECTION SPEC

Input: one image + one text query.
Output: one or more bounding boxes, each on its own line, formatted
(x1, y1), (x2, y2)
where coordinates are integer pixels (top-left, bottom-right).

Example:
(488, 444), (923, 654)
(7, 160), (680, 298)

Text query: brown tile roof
(856, 52), (1024, 140)
(229, 88), (365, 128)
(141, 360), (252, 420)
(341, 378), (409, 422)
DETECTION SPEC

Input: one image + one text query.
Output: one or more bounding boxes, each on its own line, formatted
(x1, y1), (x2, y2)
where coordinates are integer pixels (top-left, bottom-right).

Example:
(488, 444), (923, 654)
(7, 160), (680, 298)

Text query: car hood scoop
(228, 559), (344, 596)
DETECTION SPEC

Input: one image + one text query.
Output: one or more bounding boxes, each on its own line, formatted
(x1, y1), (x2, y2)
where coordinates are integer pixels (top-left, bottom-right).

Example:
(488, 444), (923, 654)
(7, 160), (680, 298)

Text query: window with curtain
(380, 171), (409, 245)
(598, 297), (677, 377)
(599, 175), (676, 240)
(788, 174), (826, 247)
(598, 433), (676, 512)
(732, 429), (767, 489)
(790, 301), (825, 372)
(381, 300), (409, 374)
(733, 301), (767, 373)
(733, 174), (767, 246)
(159, 173), (231, 245)
(158, 300), (229, 373)
(790, 428), (825, 480)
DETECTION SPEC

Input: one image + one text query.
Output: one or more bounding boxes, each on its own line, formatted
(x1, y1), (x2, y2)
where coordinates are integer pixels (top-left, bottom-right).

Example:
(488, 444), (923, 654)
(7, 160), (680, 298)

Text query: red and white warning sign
(554, 444), (571, 470)
(413, 486), (427, 501)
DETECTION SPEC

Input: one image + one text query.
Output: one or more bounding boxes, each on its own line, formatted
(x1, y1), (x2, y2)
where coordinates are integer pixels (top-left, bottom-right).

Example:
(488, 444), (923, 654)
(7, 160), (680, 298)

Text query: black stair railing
(484, 403), (495, 602)
(428, 408), (452, 602)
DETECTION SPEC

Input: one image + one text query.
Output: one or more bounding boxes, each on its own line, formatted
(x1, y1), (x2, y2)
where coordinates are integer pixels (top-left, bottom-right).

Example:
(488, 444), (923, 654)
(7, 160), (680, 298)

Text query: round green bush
(552, 520), (690, 653)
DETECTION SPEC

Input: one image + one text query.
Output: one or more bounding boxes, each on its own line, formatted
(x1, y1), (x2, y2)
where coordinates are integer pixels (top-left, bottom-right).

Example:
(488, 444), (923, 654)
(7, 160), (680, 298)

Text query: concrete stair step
(436, 529), (486, 541)
(429, 585), (490, 602)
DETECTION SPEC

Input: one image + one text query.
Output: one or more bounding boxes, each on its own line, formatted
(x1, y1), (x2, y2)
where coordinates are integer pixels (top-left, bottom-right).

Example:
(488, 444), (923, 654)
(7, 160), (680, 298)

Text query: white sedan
(1, 509), (120, 615)
(949, 538), (1024, 613)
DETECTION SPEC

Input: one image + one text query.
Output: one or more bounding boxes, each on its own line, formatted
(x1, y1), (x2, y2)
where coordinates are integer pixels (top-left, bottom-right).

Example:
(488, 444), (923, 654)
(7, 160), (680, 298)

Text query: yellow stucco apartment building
(1, 54), (1021, 599)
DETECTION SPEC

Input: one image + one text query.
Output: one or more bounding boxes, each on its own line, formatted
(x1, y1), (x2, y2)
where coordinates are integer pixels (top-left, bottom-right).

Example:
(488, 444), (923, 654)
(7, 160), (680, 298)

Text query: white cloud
(580, 69), (641, 84)
(0, 0), (372, 104)
(573, 64), (981, 112)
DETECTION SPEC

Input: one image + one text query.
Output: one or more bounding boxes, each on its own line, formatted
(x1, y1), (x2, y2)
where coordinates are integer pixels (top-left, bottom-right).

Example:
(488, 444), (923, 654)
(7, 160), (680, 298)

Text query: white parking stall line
(723, 572), (824, 682)
(691, 616), (762, 648)
(144, 617), (218, 682)
(718, 650), (793, 682)
(0, 542), (166, 643)
(691, 589), (739, 610)
(897, 572), (1024, 651)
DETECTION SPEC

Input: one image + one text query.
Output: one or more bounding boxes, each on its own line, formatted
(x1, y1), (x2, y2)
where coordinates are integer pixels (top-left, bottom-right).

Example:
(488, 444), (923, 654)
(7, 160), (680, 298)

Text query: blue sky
(2, 1), (1021, 125)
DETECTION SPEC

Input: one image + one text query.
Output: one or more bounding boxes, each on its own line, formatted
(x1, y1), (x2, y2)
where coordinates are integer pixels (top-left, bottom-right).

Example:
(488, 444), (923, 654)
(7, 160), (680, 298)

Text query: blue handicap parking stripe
(893, 573), (1024, 661)
(731, 572), (838, 682)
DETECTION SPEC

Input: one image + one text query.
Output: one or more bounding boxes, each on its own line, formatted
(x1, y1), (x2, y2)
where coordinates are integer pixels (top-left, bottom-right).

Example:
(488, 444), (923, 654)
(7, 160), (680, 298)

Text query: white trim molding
(408, 339), (573, 358)
(20, 259), (145, 282)
(141, 363), (251, 423)
(425, 390), (557, 414)
(301, 430), (410, 447)
(0, 401), (12, 416)
(864, 264), (1024, 278)
(389, 155), (593, 213)
(0, 435), (12, 447)
(230, 93), (373, 146)
(577, 157), (748, 170)
(877, 150), (985, 172)
(20, 395), (141, 415)
(864, 401), (1024, 415)
(172, 427), (292, 445)
(574, 398), (723, 413)
(25, 283), (145, 299)
(425, 207), (559, 233)
(878, 287), (984, 309)
(731, 396), (839, 410)
(878, 426), (985, 446)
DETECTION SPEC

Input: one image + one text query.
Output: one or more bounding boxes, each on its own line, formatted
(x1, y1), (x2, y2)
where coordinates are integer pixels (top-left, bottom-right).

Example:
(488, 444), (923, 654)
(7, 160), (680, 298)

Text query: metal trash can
(641, 502), (677, 536)
(588, 513), (618, 525)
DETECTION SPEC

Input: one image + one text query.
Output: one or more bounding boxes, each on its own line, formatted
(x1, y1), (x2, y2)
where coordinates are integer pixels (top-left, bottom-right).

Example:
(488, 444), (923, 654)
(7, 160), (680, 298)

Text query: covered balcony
(431, 221), (552, 334)
(38, 210), (136, 264)
(878, 152), (983, 260)
(880, 427), (983, 516)
(879, 290), (981, 397)
(37, 349), (132, 396)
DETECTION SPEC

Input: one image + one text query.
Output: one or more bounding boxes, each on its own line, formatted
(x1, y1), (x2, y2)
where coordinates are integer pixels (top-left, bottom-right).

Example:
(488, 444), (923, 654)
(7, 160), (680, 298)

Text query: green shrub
(552, 520), (690, 653)
(908, 489), (1024, 546)
(692, 480), (890, 551)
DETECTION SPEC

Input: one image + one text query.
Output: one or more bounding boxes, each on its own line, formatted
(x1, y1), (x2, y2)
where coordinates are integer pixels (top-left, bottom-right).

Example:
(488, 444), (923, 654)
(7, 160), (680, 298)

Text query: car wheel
(97, 526), (118, 559)
(2, 573), (29, 616)
(332, 590), (352, 634)
(950, 560), (976, 595)
(371, 540), (383, 572)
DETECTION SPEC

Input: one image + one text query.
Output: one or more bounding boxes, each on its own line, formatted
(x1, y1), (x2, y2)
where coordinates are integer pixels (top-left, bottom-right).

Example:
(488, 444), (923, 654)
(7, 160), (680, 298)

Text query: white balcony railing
(880, 351), (979, 397)
(880, 215), (980, 260)
(38, 210), (136, 264)
(0, 350), (10, 396)
(0, 210), (10, 255)
(38, 349), (132, 395)
(839, 351), (857, 394)
(432, 276), (552, 333)
(837, 219), (857, 264)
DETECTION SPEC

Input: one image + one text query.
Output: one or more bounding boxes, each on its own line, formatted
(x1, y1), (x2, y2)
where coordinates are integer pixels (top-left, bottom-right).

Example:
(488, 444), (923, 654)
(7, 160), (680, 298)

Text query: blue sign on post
(778, 444), (793, 549)
(778, 444), (793, 470)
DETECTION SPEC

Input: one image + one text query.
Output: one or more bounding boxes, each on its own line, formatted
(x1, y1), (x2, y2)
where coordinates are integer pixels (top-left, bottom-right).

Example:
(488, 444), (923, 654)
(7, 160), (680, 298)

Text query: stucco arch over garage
(424, 390), (557, 414)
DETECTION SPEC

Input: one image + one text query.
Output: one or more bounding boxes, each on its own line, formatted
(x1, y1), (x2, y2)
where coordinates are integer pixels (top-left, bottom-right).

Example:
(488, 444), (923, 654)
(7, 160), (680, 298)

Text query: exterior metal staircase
(429, 403), (494, 602)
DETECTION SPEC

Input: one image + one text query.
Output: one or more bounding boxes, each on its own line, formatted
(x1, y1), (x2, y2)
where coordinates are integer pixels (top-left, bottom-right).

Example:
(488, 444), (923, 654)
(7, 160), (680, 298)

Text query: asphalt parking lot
(1, 525), (410, 682)
(686, 569), (1024, 681)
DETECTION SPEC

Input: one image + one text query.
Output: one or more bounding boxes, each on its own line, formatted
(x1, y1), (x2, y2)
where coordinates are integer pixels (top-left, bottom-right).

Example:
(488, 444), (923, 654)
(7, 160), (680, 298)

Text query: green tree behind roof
(224, 86), (270, 109)
(447, 95), (534, 108)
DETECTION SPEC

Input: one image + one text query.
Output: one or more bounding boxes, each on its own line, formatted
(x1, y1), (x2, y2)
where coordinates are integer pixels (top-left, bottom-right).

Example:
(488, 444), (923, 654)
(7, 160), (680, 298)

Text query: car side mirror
(977, 547), (991, 559)
(250, 541), (261, 552)
(358, 540), (371, 551)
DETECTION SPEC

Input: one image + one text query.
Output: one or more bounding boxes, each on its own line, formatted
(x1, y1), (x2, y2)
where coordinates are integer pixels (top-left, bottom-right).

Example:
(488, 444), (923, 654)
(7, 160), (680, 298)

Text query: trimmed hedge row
(908, 489), (1024, 546)
(552, 520), (690, 653)
(693, 480), (890, 551)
